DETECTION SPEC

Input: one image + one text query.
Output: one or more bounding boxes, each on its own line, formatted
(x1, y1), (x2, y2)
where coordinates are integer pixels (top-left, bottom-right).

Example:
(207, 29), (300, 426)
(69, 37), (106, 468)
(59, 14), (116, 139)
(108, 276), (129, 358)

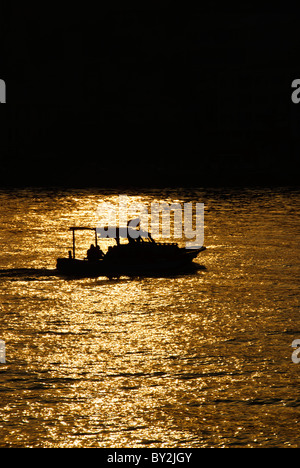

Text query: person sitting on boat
(95, 244), (104, 259)
(87, 244), (103, 261)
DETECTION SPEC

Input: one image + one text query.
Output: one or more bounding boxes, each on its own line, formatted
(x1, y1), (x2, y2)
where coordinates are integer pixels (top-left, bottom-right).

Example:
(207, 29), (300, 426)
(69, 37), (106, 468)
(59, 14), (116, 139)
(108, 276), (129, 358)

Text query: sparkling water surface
(0, 187), (299, 447)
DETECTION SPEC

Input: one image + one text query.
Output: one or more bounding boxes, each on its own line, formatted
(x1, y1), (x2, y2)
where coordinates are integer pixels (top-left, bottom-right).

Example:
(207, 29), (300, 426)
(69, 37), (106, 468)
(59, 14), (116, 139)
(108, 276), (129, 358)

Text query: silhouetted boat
(56, 224), (206, 277)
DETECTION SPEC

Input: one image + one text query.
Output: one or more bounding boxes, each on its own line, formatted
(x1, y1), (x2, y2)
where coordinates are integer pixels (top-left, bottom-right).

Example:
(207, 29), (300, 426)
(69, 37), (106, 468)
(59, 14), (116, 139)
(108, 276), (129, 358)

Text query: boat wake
(0, 268), (58, 280)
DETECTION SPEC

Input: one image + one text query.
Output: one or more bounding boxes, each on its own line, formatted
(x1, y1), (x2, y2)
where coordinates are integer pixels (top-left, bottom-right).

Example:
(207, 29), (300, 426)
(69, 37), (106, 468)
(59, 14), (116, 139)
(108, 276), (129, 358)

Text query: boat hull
(56, 248), (205, 278)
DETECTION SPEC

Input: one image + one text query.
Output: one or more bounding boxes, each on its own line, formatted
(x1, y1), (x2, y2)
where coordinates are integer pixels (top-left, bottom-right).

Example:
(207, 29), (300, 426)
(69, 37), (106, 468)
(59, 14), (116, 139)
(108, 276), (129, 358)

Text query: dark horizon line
(0, 181), (299, 191)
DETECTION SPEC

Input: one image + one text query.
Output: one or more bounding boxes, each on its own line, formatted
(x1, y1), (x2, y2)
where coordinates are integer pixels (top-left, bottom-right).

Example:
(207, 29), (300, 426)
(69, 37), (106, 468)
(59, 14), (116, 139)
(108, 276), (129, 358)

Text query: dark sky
(1, 4), (300, 187)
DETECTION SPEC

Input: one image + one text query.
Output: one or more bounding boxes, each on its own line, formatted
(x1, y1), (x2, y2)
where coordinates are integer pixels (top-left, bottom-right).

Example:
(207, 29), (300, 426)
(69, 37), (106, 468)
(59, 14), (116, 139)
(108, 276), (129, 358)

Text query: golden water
(0, 187), (299, 447)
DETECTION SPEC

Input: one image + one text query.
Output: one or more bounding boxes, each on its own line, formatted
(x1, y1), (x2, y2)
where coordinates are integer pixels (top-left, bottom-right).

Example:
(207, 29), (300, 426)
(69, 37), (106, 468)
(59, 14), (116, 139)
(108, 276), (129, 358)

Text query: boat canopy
(69, 227), (98, 259)
(68, 224), (155, 259)
(69, 227), (97, 231)
(96, 226), (154, 240)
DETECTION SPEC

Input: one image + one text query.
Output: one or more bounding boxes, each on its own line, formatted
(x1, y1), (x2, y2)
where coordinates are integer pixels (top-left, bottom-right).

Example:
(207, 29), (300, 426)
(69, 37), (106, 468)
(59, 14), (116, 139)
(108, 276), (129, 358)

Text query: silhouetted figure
(128, 236), (135, 245)
(87, 244), (104, 261)
(87, 244), (95, 261)
(95, 244), (104, 259)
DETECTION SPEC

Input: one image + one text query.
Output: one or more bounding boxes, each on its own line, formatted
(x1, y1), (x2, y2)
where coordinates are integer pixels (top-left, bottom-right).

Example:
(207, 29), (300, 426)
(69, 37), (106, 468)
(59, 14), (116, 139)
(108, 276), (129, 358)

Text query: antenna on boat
(72, 228), (75, 259)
